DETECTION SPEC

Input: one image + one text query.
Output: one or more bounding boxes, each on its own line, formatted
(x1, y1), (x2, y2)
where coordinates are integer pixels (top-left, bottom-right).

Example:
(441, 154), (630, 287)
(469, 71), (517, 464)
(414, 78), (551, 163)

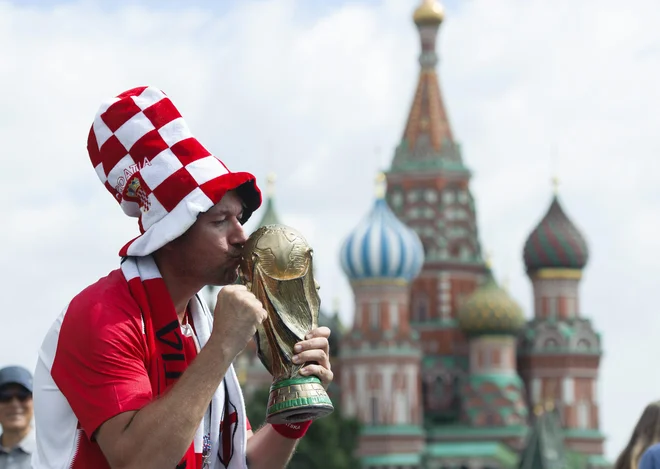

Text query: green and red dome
(457, 271), (525, 336)
(523, 196), (589, 272)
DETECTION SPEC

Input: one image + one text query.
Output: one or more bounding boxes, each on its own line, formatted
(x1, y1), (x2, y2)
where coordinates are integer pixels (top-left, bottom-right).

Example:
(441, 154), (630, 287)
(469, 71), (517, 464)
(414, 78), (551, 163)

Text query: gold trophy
(239, 224), (334, 424)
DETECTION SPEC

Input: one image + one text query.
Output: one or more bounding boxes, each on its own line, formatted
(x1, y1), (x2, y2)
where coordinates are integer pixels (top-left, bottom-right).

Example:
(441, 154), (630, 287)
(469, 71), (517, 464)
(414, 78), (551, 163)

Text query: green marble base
(266, 375), (334, 424)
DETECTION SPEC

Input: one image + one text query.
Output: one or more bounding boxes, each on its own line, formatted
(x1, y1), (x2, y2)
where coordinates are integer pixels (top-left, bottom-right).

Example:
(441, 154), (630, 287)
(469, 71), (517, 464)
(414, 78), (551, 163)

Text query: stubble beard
(211, 264), (240, 287)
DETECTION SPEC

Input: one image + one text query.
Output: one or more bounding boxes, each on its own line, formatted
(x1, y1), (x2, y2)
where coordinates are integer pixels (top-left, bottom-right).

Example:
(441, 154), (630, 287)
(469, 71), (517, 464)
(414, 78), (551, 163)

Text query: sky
(0, 0), (658, 461)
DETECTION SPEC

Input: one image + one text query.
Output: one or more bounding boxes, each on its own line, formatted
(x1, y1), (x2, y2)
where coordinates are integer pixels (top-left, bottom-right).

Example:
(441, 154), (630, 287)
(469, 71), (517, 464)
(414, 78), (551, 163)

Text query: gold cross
(551, 176), (560, 195)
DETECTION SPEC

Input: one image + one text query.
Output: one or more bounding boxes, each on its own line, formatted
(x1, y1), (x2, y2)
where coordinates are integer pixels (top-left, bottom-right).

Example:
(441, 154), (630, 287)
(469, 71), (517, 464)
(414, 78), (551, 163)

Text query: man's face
(0, 384), (33, 432)
(168, 190), (248, 286)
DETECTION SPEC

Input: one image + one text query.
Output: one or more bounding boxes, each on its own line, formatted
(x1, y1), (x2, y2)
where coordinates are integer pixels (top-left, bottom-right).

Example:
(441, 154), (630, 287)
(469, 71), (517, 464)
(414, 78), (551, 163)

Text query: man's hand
(212, 285), (268, 359)
(95, 287), (264, 469)
(291, 326), (333, 389)
(245, 327), (332, 469)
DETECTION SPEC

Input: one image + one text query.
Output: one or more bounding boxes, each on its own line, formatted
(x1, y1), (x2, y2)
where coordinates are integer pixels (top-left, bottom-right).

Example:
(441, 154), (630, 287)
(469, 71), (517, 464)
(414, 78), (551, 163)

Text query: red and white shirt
(31, 269), (250, 468)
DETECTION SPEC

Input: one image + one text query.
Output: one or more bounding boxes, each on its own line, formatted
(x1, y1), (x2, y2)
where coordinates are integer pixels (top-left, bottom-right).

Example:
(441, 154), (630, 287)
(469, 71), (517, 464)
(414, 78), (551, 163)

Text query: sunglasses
(0, 389), (31, 403)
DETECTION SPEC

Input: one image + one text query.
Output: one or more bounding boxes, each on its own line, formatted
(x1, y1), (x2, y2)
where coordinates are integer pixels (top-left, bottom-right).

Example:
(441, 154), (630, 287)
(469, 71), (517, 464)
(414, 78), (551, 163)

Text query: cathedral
(234, 0), (609, 468)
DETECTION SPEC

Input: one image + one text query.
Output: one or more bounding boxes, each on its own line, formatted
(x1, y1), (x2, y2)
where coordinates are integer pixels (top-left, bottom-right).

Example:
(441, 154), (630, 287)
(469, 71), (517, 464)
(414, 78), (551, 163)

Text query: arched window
(548, 297), (558, 318)
(369, 302), (379, 329)
(577, 338), (591, 350)
(389, 301), (399, 329)
(422, 378), (432, 408)
(394, 392), (408, 424)
(434, 375), (445, 401)
(370, 397), (379, 425)
(577, 401), (590, 429)
(544, 338), (559, 349)
(413, 293), (429, 322)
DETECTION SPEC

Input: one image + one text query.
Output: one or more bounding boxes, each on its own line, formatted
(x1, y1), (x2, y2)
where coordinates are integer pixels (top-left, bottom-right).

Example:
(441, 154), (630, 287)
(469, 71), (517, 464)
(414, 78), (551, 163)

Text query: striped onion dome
(523, 195), (589, 272)
(340, 195), (424, 282)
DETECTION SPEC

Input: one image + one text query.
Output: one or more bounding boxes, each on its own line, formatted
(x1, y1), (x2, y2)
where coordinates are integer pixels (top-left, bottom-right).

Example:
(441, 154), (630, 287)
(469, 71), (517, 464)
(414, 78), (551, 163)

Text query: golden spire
(534, 403), (544, 416)
(266, 172), (277, 197)
(375, 172), (387, 199)
(413, 0), (444, 26)
(484, 251), (493, 269)
(551, 176), (560, 196)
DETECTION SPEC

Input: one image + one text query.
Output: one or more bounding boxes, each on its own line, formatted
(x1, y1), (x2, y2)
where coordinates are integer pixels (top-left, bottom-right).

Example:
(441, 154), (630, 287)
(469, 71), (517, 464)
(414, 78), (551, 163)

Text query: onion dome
(340, 174), (424, 282)
(523, 188), (589, 271)
(458, 269), (525, 336)
(413, 0), (444, 26)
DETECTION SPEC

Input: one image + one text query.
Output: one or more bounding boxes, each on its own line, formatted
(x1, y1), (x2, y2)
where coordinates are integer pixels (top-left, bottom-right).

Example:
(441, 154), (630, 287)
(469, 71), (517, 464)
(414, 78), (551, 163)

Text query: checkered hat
(87, 86), (261, 257)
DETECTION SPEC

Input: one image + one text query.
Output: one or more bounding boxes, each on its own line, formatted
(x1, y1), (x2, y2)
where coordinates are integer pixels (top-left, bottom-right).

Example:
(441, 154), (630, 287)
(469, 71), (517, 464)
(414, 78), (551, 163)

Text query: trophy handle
(254, 324), (274, 376)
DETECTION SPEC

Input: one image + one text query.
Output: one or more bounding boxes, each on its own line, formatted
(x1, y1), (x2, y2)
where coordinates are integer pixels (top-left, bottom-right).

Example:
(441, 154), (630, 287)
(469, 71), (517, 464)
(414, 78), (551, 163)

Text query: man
(0, 366), (34, 469)
(32, 86), (333, 469)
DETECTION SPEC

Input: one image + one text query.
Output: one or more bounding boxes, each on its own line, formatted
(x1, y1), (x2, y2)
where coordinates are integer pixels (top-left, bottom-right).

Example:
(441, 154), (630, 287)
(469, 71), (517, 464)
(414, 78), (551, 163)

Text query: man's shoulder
(63, 268), (143, 332)
(48, 269), (147, 368)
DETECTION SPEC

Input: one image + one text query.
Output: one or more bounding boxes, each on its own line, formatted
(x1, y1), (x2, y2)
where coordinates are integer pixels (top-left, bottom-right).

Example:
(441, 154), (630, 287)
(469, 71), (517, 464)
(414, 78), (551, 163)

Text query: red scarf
(121, 256), (248, 469)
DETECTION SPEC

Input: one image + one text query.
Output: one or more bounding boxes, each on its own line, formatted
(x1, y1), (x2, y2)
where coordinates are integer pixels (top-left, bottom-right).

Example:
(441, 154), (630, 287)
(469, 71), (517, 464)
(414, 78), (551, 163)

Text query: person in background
(614, 401), (660, 469)
(0, 366), (34, 469)
(640, 443), (660, 469)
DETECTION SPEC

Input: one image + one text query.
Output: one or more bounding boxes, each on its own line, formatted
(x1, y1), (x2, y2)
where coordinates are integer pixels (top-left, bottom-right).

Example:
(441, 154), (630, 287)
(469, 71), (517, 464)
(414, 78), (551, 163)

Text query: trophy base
(266, 375), (334, 424)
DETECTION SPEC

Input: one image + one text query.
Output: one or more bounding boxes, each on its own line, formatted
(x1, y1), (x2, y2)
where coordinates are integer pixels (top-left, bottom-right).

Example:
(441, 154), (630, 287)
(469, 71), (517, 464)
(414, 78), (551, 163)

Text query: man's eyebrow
(207, 206), (243, 216)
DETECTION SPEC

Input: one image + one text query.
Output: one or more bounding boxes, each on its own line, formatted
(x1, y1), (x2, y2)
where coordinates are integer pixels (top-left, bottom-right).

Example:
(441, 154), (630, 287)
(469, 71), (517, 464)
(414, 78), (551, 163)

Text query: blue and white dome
(340, 197), (425, 282)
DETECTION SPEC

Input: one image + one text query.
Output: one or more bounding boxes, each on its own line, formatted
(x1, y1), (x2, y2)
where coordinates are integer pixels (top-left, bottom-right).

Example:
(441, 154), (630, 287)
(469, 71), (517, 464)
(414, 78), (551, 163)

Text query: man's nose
(231, 219), (248, 245)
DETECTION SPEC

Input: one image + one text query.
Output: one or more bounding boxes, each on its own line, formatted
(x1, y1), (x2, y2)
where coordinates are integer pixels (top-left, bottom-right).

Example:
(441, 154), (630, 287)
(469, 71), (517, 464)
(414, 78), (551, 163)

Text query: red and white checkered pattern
(87, 86), (261, 257)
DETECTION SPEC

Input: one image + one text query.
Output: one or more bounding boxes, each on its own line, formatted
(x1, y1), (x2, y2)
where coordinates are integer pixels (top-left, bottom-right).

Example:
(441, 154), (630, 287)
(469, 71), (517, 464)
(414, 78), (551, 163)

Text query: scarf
(121, 255), (248, 469)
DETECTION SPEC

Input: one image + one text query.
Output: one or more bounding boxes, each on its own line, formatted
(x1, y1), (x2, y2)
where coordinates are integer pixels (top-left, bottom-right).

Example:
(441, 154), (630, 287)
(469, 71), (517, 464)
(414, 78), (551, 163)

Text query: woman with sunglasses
(0, 366), (34, 469)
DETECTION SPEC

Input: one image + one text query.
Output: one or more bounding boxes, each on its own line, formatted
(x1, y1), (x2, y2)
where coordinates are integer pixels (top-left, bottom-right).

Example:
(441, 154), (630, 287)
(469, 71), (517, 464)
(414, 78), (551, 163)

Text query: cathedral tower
(517, 185), (607, 467)
(385, 0), (487, 423)
(339, 174), (425, 469)
(457, 266), (528, 444)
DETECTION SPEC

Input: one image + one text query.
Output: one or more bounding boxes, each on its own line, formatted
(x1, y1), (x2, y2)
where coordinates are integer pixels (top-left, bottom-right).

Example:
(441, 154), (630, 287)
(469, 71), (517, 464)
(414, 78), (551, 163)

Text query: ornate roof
(390, 0), (466, 173)
(523, 195), (589, 272)
(457, 270), (525, 336)
(461, 373), (528, 428)
(401, 69), (455, 156)
(340, 174), (424, 282)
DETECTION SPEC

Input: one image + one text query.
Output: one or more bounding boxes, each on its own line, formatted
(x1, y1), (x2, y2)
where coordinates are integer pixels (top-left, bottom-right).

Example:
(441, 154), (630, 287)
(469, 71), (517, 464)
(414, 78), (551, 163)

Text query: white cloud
(0, 0), (658, 461)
